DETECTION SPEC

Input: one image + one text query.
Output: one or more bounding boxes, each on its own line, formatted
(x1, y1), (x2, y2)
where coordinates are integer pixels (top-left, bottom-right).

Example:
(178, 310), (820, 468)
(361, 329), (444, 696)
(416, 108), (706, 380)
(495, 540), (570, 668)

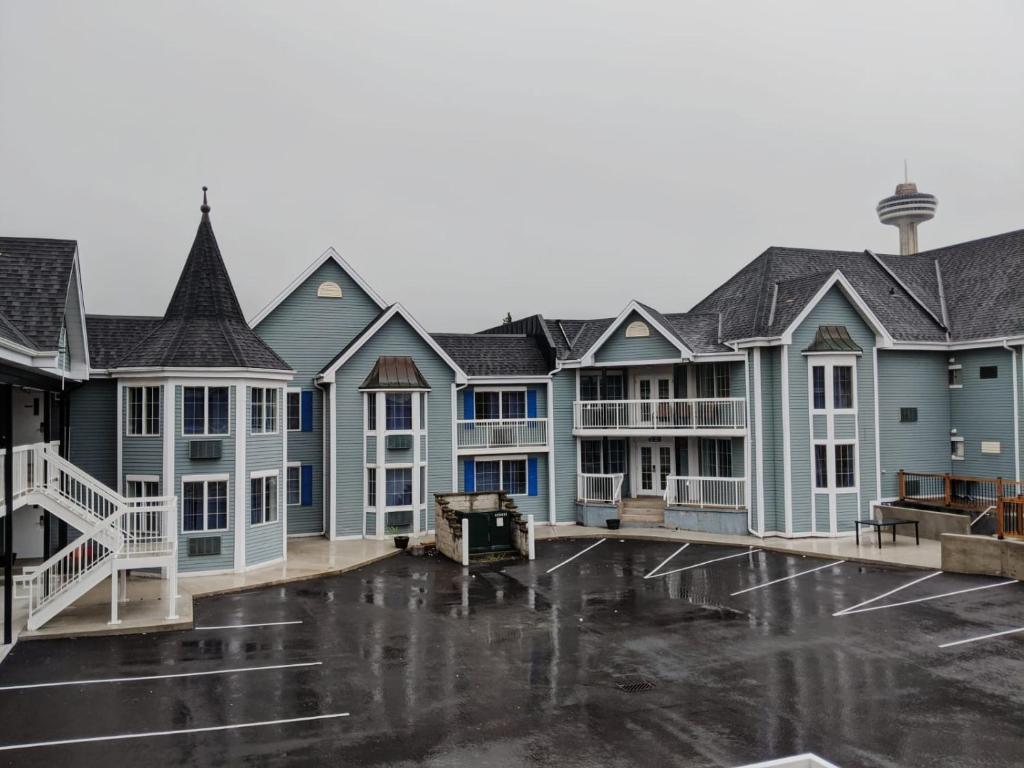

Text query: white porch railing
(577, 473), (624, 505)
(0, 443), (54, 516)
(573, 398), (746, 431)
(664, 476), (746, 509)
(456, 418), (548, 450)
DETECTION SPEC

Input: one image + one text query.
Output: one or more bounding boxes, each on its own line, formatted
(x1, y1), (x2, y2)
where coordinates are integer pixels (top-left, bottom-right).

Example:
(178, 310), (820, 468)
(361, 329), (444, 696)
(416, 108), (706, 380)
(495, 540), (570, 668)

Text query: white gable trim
(316, 303), (468, 385)
(779, 271), (894, 348)
(580, 301), (693, 365)
(249, 246), (388, 327)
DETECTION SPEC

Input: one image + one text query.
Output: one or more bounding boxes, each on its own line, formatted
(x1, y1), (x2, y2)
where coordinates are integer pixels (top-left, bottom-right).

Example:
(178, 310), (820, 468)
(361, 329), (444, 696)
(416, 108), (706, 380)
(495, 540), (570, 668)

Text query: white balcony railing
(664, 476), (745, 509)
(573, 398), (746, 431)
(577, 473), (624, 505)
(456, 418), (548, 450)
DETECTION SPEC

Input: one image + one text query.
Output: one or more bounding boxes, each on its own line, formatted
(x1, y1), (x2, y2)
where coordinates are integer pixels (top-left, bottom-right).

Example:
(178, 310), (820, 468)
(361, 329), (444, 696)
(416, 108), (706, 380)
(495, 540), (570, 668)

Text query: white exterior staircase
(3, 442), (178, 630)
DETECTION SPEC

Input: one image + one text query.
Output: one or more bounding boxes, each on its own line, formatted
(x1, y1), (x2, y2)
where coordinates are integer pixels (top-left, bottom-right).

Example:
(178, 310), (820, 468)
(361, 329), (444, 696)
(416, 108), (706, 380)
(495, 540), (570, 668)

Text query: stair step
(619, 513), (664, 523)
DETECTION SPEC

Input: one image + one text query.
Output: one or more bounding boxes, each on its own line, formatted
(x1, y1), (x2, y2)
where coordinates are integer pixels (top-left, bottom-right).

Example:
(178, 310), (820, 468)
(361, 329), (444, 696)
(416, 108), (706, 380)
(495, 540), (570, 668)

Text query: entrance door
(634, 372), (673, 426)
(636, 439), (674, 496)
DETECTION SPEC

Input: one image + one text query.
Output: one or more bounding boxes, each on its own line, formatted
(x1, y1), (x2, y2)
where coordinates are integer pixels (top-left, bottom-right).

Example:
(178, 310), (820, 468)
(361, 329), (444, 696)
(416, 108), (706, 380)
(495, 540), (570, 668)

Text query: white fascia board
(111, 367), (294, 381)
(690, 352), (747, 362)
(778, 271), (894, 349)
(579, 300), (693, 365)
(249, 246), (388, 327)
(466, 375), (553, 384)
(894, 336), (1024, 352)
(70, 249), (92, 372)
(585, 357), (683, 368)
(317, 303), (468, 385)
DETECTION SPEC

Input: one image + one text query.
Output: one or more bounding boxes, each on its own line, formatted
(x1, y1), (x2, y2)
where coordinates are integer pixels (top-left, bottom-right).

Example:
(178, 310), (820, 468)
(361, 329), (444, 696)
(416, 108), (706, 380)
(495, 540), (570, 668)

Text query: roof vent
(317, 281), (343, 298)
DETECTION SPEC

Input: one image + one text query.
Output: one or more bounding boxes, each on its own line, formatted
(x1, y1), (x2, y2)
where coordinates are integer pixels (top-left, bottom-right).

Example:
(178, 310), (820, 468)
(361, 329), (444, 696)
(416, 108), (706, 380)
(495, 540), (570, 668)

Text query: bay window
(385, 393), (412, 430)
(251, 387), (278, 434)
(127, 386), (161, 436)
(250, 473), (279, 525)
(183, 386), (229, 435)
(182, 478), (228, 531)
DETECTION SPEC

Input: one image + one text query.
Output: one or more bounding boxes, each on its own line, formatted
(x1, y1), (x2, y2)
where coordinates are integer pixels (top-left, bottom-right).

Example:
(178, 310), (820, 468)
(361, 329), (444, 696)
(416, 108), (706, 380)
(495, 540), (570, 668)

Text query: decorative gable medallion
(317, 281), (343, 298)
(625, 321), (650, 338)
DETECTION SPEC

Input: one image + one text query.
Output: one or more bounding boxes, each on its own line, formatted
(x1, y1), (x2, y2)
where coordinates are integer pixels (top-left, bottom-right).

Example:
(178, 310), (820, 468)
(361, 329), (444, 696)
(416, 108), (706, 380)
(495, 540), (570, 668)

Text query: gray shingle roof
(431, 333), (550, 376)
(0, 237), (77, 351)
(113, 210), (290, 371)
(86, 315), (163, 369)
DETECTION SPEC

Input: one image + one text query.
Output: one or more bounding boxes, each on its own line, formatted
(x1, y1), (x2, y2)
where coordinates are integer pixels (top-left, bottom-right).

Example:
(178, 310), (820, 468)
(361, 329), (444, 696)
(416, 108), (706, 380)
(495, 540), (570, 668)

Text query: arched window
(625, 320), (650, 338)
(317, 281), (343, 298)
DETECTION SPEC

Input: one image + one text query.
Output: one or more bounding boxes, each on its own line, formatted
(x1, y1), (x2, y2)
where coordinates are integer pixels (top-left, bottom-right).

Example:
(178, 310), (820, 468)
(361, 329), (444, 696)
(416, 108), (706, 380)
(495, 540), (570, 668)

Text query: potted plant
(388, 526), (410, 550)
(606, 518), (621, 530)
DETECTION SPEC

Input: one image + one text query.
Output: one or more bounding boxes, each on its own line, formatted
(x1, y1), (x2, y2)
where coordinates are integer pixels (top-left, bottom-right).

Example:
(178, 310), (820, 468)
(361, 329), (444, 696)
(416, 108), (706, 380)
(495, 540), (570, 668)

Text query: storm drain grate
(489, 627), (523, 644)
(613, 674), (657, 693)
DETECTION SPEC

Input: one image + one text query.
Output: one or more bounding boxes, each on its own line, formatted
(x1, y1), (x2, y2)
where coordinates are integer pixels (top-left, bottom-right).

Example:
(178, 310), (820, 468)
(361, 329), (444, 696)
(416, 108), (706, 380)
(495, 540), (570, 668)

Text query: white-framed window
(366, 393), (377, 432)
(697, 363), (731, 398)
(250, 471), (279, 526)
(287, 464), (301, 505)
(385, 393), (412, 431)
(581, 439), (603, 474)
(127, 385), (161, 436)
(474, 388), (526, 421)
(183, 386), (230, 436)
(814, 445), (828, 489)
(386, 467), (412, 506)
(475, 457), (527, 495)
(251, 387), (278, 434)
(367, 467), (377, 507)
(834, 444), (856, 488)
(125, 475), (160, 498)
(948, 364), (962, 388)
(811, 441), (857, 490)
(287, 390), (301, 431)
(181, 476), (229, 532)
(809, 359), (856, 412)
(699, 438), (733, 478)
(951, 436), (965, 460)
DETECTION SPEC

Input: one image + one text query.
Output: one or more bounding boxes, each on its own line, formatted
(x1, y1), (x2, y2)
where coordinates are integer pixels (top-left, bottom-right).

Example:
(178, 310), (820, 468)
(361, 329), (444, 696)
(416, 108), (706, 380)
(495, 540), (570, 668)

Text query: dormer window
(317, 281), (343, 298)
(625, 321), (650, 338)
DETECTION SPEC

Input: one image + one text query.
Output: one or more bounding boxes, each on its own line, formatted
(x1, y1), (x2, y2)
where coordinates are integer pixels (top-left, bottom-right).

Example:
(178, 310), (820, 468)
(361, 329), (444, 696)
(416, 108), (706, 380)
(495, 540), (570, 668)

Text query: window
(287, 391), (301, 431)
(834, 445), (855, 488)
(475, 391), (500, 420)
(581, 440), (603, 474)
(386, 467), (412, 506)
(127, 386), (161, 436)
(367, 467), (377, 506)
(580, 374), (601, 401)
(287, 465), (301, 505)
(385, 393), (412, 430)
(367, 393), (377, 430)
(420, 465), (427, 505)
(832, 366), (853, 409)
(699, 438), (733, 478)
(900, 407), (918, 423)
(948, 366), (962, 388)
(182, 478), (228, 532)
(183, 386), (229, 435)
(604, 373), (624, 400)
(697, 363), (731, 398)
(981, 365), (998, 380)
(420, 393), (427, 429)
(126, 477), (160, 498)
(951, 438), (965, 461)
(812, 367), (826, 410)
(814, 445), (827, 489)
(474, 389), (525, 420)
(251, 387), (277, 434)
(475, 458), (527, 495)
(250, 473), (279, 525)
(501, 391), (525, 419)
(607, 439), (627, 474)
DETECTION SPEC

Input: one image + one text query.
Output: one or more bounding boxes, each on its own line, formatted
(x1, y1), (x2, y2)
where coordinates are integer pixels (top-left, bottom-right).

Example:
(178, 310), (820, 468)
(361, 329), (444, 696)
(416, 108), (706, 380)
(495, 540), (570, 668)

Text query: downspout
(1002, 341), (1020, 482)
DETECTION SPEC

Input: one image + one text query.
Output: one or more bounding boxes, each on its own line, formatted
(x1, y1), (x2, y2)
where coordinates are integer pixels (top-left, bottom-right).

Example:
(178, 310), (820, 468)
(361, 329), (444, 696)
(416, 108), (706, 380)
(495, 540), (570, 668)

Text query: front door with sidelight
(635, 439), (673, 496)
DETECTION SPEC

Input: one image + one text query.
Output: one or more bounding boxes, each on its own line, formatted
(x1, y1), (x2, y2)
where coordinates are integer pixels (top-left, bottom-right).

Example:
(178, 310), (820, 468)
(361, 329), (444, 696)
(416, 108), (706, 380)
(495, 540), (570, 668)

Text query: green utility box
(459, 509), (514, 554)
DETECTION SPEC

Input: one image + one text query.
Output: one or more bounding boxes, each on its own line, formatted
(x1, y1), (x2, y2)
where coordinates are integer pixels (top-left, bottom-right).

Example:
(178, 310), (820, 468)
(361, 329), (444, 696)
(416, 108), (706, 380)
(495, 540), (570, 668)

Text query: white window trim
(249, 469), (280, 527)
(811, 440), (859, 492)
(125, 474), (161, 498)
(181, 386), (231, 437)
(126, 385), (161, 437)
(951, 435), (966, 461)
(286, 461), (302, 506)
(180, 474), (231, 533)
(473, 386), (529, 420)
(286, 388), (302, 432)
(382, 391), (415, 434)
(948, 363), (963, 389)
(250, 386), (280, 435)
(473, 455), (529, 497)
(383, 465), (416, 510)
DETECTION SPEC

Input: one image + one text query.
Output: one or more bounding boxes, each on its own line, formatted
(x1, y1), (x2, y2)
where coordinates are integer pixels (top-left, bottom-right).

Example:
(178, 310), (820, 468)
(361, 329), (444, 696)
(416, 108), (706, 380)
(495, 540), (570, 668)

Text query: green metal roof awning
(803, 325), (862, 353)
(360, 355), (430, 389)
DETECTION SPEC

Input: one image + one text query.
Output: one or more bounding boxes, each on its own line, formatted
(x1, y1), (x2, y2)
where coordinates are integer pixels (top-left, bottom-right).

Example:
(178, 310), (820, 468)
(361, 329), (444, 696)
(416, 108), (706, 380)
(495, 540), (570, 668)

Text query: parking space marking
(0, 712), (351, 752)
(0, 661), (323, 692)
(194, 620), (303, 630)
(643, 544), (690, 579)
(939, 626), (1024, 649)
(730, 560), (846, 596)
(832, 571), (942, 616)
(545, 539), (606, 574)
(650, 548), (762, 578)
(838, 579), (1018, 616)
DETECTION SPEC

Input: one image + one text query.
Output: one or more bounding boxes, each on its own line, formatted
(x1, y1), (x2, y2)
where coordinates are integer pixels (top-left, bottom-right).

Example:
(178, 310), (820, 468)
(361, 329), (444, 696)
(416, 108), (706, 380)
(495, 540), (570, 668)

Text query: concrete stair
(619, 497), (666, 528)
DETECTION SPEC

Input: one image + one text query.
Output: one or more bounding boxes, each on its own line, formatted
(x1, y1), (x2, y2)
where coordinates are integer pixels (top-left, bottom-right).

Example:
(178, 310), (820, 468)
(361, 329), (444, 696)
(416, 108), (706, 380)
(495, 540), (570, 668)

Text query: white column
(328, 384), (337, 539)
(411, 392), (421, 536)
(781, 344), (793, 535)
(753, 347), (766, 535)
(527, 514), (536, 560)
(281, 384), (288, 556)
(108, 562), (120, 625)
(375, 392), (386, 539)
(461, 516), (470, 566)
(234, 383), (247, 570)
(547, 378), (556, 525)
(116, 383), (123, 494)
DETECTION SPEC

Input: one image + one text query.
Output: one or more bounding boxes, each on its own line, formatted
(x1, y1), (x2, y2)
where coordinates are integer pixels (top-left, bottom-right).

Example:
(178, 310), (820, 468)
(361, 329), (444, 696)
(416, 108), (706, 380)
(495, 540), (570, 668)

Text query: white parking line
(730, 560), (846, 596)
(650, 548), (762, 578)
(939, 626), (1024, 649)
(194, 620), (303, 631)
(545, 539), (606, 574)
(0, 661), (322, 692)
(643, 544), (690, 579)
(839, 579), (1018, 616)
(832, 571), (942, 616)
(0, 712), (350, 751)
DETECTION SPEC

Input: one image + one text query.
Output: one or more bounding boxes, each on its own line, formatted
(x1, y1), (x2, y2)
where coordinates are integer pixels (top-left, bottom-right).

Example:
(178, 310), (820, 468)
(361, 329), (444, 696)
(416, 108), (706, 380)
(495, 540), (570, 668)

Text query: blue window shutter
(463, 390), (474, 420)
(527, 457), (538, 496)
(301, 390), (313, 431)
(301, 464), (313, 506)
(526, 389), (538, 418)
(464, 459), (475, 492)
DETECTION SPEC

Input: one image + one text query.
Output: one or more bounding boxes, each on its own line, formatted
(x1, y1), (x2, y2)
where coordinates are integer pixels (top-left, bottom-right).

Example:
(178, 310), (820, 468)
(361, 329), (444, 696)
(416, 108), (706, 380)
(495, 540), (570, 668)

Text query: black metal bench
(855, 518), (920, 548)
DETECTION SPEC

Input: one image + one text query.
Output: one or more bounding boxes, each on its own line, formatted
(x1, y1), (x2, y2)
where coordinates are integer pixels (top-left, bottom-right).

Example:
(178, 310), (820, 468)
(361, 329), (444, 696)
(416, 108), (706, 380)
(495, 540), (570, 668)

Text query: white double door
(634, 438), (674, 497)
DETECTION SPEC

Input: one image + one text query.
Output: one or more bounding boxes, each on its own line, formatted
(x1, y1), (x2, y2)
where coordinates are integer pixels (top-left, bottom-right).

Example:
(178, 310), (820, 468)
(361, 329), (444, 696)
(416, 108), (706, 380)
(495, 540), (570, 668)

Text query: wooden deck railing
(897, 469), (1024, 539)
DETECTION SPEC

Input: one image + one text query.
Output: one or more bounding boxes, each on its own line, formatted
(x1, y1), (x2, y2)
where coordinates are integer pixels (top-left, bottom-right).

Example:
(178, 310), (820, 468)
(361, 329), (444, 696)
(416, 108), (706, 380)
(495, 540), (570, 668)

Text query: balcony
(664, 475), (746, 510)
(456, 418), (548, 453)
(573, 398), (746, 435)
(577, 473), (624, 505)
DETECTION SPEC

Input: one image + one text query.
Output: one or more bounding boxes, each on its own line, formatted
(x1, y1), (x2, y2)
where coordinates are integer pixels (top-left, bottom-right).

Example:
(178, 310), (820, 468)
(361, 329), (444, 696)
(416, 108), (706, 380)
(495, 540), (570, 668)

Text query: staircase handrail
(38, 443), (125, 522)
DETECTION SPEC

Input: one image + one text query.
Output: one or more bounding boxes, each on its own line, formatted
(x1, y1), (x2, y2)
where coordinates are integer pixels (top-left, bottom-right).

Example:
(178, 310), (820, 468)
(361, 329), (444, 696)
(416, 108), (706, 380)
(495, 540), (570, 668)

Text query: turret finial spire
(200, 186), (210, 218)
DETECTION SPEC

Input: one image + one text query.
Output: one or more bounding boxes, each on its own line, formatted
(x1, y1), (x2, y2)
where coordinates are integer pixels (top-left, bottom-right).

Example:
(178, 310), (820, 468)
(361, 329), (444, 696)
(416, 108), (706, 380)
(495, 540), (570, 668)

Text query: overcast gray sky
(2, 1), (1021, 331)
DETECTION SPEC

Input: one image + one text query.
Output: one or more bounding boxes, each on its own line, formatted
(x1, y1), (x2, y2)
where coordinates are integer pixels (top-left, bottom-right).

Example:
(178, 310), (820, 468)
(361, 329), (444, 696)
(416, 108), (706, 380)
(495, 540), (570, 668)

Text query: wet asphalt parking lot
(0, 538), (1022, 768)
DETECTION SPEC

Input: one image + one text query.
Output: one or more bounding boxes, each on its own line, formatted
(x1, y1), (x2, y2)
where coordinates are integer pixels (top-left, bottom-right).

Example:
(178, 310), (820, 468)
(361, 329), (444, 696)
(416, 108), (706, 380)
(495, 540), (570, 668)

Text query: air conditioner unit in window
(189, 440), (222, 460)
(188, 536), (222, 557)
(386, 434), (413, 451)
